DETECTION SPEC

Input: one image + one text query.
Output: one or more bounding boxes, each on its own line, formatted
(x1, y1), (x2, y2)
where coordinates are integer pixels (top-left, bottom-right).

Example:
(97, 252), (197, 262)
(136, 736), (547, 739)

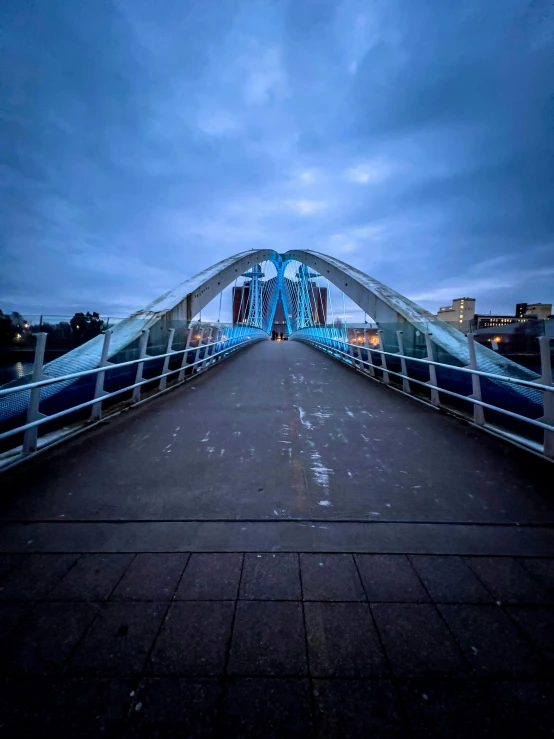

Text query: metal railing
(293, 327), (554, 461)
(0, 323), (267, 469)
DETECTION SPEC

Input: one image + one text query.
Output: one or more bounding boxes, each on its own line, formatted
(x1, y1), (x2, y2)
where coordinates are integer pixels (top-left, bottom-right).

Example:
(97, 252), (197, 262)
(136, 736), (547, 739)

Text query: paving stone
(486, 681), (554, 737)
(149, 601), (234, 675)
(70, 602), (166, 675)
(0, 554), (25, 579)
(0, 602), (34, 639)
(228, 601), (307, 676)
(0, 677), (51, 733)
(440, 604), (547, 677)
(126, 677), (221, 738)
(2, 602), (99, 675)
(465, 557), (554, 604)
(313, 679), (408, 738)
(0, 554), (78, 601)
(221, 677), (312, 738)
(305, 602), (387, 677)
(507, 606), (554, 662)
(355, 555), (429, 602)
(175, 554), (242, 600)
(29, 677), (134, 737)
(240, 553), (301, 600)
(111, 554), (188, 601)
(400, 679), (499, 738)
(47, 553), (134, 601)
(410, 555), (491, 602)
(300, 554), (365, 601)
(372, 604), (467, 677)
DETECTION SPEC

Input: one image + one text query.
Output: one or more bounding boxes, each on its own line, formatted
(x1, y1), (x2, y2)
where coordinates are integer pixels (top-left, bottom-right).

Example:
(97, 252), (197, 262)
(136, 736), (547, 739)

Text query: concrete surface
(1, 340), (553, 736)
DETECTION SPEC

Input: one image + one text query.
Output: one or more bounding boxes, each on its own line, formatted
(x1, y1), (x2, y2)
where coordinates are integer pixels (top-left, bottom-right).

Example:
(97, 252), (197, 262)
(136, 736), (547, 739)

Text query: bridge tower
(295, 264), (319, 330)
(242, 264), (265, 329)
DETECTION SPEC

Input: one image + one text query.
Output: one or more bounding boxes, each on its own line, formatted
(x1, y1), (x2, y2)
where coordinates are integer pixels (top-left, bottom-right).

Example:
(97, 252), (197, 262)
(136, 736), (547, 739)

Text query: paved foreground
(1, 340), (553, 736)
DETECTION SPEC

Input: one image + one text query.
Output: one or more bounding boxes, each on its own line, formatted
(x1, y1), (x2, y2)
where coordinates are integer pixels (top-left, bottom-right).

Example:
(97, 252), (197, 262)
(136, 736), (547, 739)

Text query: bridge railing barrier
(293, 327), (554, 461)
(0, 323), (267, 470)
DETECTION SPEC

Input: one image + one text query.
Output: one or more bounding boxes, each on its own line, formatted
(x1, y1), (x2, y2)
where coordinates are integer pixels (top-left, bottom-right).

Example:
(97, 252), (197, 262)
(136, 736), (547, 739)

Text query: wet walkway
(1, 340), (553, 735)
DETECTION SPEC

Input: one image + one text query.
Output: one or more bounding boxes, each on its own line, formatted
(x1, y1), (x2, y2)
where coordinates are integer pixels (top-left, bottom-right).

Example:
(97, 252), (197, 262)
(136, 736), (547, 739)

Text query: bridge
(0, 250), (553, 736)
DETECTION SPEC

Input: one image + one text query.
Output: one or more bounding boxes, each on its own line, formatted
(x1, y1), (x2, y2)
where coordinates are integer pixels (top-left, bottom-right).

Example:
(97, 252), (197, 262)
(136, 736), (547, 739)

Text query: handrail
(0, 324), (267, 465)
(0, 336), (256, 441)
(0, 335), (251, 397)
(334, 340), (554, 393)
(293, 328), (554, 461)
(3, 332), (551, 397)
(298, 336), (553, 432)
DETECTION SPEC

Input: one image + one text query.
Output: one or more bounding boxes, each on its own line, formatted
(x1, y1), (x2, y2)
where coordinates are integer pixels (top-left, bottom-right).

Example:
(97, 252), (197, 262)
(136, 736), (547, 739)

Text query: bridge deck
(1, 340), (553, 736)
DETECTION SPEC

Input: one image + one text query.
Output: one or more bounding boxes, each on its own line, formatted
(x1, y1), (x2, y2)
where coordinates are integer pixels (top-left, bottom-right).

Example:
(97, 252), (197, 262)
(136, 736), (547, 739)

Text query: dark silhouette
(69, 311), (105, 342)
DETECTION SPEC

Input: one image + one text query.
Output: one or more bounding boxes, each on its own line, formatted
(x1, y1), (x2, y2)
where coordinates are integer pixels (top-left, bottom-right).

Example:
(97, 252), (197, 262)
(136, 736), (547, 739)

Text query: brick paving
(1, 551), (554, 737)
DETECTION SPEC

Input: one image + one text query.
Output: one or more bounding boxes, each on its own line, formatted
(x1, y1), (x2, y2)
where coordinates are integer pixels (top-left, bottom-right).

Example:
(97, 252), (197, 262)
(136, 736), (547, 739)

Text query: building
(436, 298), (476, 333)
(232, 285), (251, 324)
(471, 302), (553, 332)
(473, 319), (554, 365)
(345, 323), (379, 345)
(516, 302), (552, 320)
(470, 314), (517, 330)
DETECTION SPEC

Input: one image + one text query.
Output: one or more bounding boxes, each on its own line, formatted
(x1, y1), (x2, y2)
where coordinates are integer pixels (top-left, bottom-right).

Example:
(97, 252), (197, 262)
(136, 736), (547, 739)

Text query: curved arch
(0, 249), (276, 421)
(281, 249), (541, 403)
(0, 248), (542, 422)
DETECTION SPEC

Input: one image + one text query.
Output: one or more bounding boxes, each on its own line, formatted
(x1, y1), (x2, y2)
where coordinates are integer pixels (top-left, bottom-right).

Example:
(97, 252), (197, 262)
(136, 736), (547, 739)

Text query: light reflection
(15, 362), (31, 379)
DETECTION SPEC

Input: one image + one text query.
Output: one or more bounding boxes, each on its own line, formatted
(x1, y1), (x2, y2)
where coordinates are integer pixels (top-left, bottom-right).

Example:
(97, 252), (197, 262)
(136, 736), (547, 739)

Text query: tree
(0, 310), (13, 344)
(70, 311), (105, 343)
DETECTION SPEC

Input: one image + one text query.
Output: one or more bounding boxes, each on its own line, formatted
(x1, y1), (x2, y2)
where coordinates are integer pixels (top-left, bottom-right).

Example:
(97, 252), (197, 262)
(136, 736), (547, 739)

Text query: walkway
(1, 340), (553, 736)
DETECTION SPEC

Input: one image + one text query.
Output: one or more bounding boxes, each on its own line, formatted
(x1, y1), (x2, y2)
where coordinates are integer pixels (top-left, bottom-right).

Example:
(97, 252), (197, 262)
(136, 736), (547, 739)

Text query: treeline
(0, 310), (106, 349)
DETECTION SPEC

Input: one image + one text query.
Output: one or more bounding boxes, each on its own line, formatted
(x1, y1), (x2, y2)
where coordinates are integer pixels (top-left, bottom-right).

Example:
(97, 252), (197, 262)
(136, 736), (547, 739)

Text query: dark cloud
(0, 0), (552, 317)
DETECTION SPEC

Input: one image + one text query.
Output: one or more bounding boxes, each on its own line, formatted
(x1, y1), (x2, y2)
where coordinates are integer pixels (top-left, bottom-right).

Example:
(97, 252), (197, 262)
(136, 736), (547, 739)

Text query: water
(0, 361), (34, 386)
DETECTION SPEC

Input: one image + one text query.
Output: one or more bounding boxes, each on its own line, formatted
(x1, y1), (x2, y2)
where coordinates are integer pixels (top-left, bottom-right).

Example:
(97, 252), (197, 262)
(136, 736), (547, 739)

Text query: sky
(1, 0), (552, 322)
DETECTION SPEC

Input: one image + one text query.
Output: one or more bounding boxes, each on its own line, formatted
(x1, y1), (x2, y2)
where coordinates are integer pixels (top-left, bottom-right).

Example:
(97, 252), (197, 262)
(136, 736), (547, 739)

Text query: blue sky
(1, 0), (552, 319)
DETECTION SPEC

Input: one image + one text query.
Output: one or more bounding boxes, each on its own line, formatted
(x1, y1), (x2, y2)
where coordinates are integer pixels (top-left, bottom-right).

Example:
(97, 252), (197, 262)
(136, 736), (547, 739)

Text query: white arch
(0, 248), (541, 421)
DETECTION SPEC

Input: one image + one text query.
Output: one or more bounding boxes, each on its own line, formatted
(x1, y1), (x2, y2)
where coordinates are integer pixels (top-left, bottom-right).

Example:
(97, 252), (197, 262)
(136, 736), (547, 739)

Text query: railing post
(194, 326), (208, 372)
(199, 326), (214, 371)
(90, 330), (112, 422)
(345, 334), (356, 367)
(424, 333), (440, 407)
(396, 330), (411, 394)
(203, 327), (216, 367)
(178, 325), (194, 382)
(363, 329), (376, 377)
(467, 333), (485, 426)
(132, 329), (150, 403)
(159, 328), (175, 391)
(538, 335), (554, 459)
(352, 337), (362, 370)
(377, 330), (390, 384)
(22, 332), (47, 455)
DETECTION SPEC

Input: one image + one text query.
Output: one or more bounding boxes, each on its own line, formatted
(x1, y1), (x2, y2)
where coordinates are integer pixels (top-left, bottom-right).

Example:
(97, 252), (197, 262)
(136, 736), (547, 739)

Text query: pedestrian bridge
(0, 249), (552, 468)
(1, 252), (553, 735)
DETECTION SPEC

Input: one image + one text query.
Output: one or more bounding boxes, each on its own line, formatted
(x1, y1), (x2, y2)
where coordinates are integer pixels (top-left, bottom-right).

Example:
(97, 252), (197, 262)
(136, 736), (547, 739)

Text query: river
(0, 361), (34, 386)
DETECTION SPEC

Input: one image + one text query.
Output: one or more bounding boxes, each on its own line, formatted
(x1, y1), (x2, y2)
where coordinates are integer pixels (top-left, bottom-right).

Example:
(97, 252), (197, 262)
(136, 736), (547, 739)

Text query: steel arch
(0, 248), (543, 422)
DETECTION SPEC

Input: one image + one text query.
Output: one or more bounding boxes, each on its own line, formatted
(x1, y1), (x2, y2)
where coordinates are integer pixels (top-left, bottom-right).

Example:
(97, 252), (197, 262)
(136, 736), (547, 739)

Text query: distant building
(232, 285), (251, 324)
(345, 323), (379, 345)
(436, 298), (476, 333)
(471, 314), (517, 330)
(516, 302), (552, 320)
(471, 302), (553, 332)
(473, 319), (554, 365)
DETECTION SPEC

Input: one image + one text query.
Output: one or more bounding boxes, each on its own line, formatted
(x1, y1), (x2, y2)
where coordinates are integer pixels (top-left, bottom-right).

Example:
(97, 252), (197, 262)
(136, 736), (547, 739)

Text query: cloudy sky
(1, 0), (552, 320)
